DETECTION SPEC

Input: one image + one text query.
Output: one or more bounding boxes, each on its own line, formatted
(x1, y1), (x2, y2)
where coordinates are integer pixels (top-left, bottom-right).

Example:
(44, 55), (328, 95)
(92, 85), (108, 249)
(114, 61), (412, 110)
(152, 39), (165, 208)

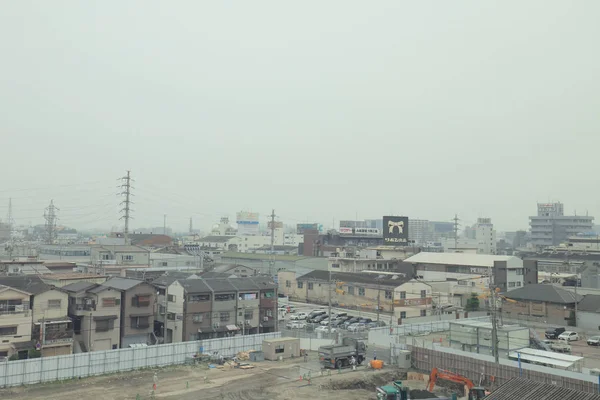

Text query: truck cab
(376, 385), (400, 400)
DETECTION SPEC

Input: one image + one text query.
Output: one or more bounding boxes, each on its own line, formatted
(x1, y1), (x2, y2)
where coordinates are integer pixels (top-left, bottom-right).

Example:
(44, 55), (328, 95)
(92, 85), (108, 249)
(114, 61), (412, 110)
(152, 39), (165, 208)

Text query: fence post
(103, 351), (107, 374)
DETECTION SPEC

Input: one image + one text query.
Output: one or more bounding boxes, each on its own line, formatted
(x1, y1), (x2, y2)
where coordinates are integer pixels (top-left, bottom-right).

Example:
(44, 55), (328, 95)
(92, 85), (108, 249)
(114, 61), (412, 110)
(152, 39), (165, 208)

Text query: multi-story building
(408, 219), (432, 245)
(0, 284), (32, 359)
(475, 218), (496, 255)
(0, 276), (73, 357)
(529, 202), (594, 248)
(153, 274), (188, 343)
(98, 278), (156, 347)
(90, 245), (150, 267)
(181, 278), (214, 341)
(62, 281), (122, 351)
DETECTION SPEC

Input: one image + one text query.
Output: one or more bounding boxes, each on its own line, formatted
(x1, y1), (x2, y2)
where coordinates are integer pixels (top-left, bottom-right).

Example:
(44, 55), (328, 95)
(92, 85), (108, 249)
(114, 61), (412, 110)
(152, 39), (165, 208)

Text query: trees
(466, 293), (480, 311)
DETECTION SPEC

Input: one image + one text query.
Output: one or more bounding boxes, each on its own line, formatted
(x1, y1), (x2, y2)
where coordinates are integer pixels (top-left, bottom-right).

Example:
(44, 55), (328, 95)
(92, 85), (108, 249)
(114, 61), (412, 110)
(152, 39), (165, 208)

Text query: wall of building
(32, 289), (69, 322)
(121, 283), (155, 347)
(502, 300), (572, 326)
(163, 281), (184, 343)
(0, 289), (32, 357)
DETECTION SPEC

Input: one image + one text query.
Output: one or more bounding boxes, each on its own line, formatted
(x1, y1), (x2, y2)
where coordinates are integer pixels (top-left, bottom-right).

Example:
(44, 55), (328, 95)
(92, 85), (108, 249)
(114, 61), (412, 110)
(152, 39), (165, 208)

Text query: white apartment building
(475, 218), (496, 255)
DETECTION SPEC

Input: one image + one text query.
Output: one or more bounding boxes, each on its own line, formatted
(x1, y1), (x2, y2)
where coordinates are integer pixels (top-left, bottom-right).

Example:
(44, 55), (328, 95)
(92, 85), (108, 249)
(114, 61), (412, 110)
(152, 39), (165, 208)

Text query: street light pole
(328, 268), (332, 335)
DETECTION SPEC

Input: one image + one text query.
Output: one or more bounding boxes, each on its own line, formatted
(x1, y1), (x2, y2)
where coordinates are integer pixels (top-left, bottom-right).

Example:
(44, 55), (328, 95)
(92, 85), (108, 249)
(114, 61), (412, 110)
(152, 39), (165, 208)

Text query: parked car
(359, 318), (373, 324)
(289, 312), (308, 321)
(304, 323), (320, 332)
(544, 327), (566, 339)
(307, 310), (327, 322)
(588, 336), (600, 346)
(320, 318), (333, 326)
(285, 320), (306, 329)
(558, 331), (579, 342)
(347, 323), (367, 333)
(343, 317), (360, 329)
(315, 326), (338, 333)
(551, 341), (571, 353)
(313, 314), (329, 323)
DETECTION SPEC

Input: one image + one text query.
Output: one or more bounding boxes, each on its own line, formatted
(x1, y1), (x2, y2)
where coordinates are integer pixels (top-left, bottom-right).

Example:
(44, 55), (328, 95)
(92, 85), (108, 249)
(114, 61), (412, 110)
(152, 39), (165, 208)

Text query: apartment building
(0, 285), (32, 359)
(99, 278), (156, 347)
(180, 277), (278, 340)
(90, 245), (150, 267)
(0, 276), (73, 357)
(153, 274), (187, 344)
(62, 281), (122, 352)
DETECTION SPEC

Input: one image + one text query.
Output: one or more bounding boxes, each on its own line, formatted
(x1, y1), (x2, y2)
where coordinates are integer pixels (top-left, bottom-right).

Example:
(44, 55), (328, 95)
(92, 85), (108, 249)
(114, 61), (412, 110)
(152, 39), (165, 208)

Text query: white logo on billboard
(388, 220), (404, 235)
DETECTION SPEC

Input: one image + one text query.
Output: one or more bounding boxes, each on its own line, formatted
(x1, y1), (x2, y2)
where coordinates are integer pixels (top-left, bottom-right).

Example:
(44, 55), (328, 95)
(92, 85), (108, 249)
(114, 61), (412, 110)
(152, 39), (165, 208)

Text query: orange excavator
(427, 368), (489, 399)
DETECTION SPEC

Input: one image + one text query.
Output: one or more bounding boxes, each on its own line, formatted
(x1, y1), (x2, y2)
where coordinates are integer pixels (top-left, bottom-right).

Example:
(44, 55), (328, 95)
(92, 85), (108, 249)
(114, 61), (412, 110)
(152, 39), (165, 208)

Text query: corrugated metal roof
(405, 252), (522, 268)
(228, 278), (259, 291)
(504, 284), (582, 304)
(204, 279), (237, 292)
(298, 270), (409, 287)
(485, 377), (600, 400)
(180, 279), (212, 293)
(577, 294), (600, 313)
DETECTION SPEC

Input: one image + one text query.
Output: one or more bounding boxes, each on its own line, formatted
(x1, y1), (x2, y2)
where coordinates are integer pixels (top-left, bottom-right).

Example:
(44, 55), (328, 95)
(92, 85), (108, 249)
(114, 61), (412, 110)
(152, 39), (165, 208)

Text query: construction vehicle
(376, 381), (406, 400)
(427, 368), (489, 399)
(318, 337), (366, 369)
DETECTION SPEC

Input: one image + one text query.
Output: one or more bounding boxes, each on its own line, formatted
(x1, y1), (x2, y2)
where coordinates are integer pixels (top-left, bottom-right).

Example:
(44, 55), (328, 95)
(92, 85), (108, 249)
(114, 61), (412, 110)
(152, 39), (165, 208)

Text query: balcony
(0, 309), (30, 318)
(33, 321), (74, 346)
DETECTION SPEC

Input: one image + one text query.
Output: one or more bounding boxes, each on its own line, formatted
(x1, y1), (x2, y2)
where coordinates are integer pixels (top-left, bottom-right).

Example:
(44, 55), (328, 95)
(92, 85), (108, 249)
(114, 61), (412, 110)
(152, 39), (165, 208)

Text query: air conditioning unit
(263, 317), (269, 322)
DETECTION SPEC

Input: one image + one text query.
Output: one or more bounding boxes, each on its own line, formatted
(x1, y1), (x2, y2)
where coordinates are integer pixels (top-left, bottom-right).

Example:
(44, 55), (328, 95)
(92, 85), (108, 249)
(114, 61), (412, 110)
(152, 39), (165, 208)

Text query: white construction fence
(0, 332), (281, 388)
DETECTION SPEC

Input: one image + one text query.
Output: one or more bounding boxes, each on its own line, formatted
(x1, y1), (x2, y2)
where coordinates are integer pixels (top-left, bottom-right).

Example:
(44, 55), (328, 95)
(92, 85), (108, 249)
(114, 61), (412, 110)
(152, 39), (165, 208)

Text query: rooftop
(199, 236), (234, 243)
(95, 245), (149, 253)
(503, 284), (583, 304)
(485, 377), (600, 400)
(61, 281), (98, 293)
(404, 252), (523, 268)
(100, 277), (146, 291)
(577, 294), (600, 313)
(0, 275), (54, 295)
(41, 273), (105, 280)
(298, 270), (410, 287)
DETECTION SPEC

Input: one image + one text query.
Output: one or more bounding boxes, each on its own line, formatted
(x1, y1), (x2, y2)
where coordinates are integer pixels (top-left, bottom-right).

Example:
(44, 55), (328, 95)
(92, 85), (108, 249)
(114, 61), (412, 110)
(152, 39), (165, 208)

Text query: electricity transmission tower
(452, 214), (461, 251)
(268, 209), (277, 276)
(119, 171), (134, 244)
(43, 200), (59, 244)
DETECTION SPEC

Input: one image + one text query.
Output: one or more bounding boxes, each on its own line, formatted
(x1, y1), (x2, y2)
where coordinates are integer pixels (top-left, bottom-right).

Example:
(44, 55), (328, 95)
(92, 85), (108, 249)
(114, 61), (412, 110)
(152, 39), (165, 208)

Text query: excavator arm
(427, 368), (475, 392)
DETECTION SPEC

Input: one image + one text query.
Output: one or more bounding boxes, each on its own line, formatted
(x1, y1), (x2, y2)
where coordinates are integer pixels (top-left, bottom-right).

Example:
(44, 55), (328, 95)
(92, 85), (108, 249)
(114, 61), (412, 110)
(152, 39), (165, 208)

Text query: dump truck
(318, 337), (366, 369)
(376, 381), (407, 400)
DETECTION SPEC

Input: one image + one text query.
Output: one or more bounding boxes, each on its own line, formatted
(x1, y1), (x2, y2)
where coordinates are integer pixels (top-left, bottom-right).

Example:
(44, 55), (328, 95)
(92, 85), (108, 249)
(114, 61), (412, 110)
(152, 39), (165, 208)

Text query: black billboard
(382, 216), (409, 245)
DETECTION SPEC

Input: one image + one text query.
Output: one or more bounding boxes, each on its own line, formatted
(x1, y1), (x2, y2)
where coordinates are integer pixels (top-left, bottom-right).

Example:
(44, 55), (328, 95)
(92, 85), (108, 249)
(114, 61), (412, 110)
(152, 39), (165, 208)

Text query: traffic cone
(299, 375), (303, 381)
(153, 383), (157, 391)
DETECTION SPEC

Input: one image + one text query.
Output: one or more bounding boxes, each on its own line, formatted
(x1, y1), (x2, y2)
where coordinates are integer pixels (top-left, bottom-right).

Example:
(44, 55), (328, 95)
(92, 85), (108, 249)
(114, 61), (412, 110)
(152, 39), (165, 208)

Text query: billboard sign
(296, 223), (318, 234)
(268, 221), (283, 229)
(339, 227), (353, 234)
(383, 216), (409, 245)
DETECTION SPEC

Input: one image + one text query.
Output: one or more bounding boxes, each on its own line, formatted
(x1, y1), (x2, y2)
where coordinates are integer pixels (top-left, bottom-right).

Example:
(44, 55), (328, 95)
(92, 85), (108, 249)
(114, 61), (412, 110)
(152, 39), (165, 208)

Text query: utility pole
(119, 171), (133, 244)
(269, 209), (276, 277)
(489, 267), (500, 364)
(376, 280), (381, 322)
(163, 214), (167, 235)
(189, 217), (193, 234)
(452, 214), (460, 251)
(6, 198), (14, 259)
(328, 267), (332, 335)
(43, 200), (59, 245)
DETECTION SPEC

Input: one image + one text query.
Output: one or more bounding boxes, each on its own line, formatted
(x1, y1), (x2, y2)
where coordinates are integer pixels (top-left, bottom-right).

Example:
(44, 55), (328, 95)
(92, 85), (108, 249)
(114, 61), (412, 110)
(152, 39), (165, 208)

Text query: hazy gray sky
(1, 1), (599, 233)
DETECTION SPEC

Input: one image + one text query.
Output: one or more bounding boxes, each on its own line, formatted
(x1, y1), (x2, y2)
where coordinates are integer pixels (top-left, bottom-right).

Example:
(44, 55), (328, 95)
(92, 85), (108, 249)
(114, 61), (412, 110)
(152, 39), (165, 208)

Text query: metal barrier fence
(411, 345), (600, 394)
(0, 332), (281, 388)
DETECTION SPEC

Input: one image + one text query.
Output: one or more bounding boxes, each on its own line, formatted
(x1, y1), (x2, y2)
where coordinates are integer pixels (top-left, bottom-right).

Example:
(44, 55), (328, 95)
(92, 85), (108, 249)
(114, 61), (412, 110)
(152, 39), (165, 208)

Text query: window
(420, 310), (427, 317)
(516, 269), (524, 275)
(508, 282), (516, 287)
(297, 282), (303, 289)
(0, 299), (24, 313)
(192, 313), (204, 323)
(95, 319), (114, 332)
(167, 312), (176, 321)
(275, 345), (284, 354)
(516, 282), (522, 287)
(285, 280), (291, 288)
(384, 290), (392, 300)
(0, 326), (17, 336)
(244, 310), (253, 320)
(400, 291), (406, 299)
(262, 291), (274, 299)
(308, 283), (314, 290)
(102, 298), (120, 307)
(122, 255), (134, 261)
(420, 290), (427, 299)
(189, 294), (210, 302)
(161, 262), (168, 267)
(131, 316), (149, 329)
(167, 294), (175, 302)
(358, 288), (365, 296)
(215, 293), (235, 301)
(219, 312), (230, 322)
(101, 254), (111, 260)
(159, 305), (166, 315)
(132, 295), (151, 307)
(266, 309), (273, 317)
(331, 264), (340, 269)
(400, 312), (406, 319)
(347, 286), (354, 295)
(47, 299), (61, 309)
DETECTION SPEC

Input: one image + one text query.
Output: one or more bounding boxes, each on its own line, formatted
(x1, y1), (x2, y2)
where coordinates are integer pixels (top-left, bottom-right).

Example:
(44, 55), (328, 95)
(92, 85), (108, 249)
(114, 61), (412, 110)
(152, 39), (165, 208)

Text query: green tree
(466, 293), (480, 311)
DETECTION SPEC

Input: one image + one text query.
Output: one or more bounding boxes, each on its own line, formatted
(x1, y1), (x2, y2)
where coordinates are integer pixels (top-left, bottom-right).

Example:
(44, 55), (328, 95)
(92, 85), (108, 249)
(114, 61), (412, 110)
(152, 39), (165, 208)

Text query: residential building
(62, 281), (122, 351)
(0, 284), (32, 359)
(253, 277), (278, 333)
(502, 284), (582, 326)
(90, 245), (150, 267)
(212, 264), (256, 278)
(231, 278), (260, 335)
(210, 217), (237, 236)
(254, 245), (298, 255)
(529, 202), (594, 248)
(181, 278), (214, 341)
(277, 270), (432, 319)
(150, 253), (199, 269)
(204, 279), (238, 337)
(575, 294), (600, 332)
(98, 278), (156, 347)
(404, 252), (529, 293)
(0, 276), (73, 357)
(153, 273), (189, 343)
(0, 260), (51, 275)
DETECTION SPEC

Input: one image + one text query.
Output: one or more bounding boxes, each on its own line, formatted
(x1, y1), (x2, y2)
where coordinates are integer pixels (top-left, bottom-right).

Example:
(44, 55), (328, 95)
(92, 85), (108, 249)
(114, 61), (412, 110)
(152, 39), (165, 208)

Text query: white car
(347, 323), (367, 333)
(285, 321), (306, 329)
(315, 326), (338, 333)
(289, 312), (308, 321)
(558, 331), (579, 342)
